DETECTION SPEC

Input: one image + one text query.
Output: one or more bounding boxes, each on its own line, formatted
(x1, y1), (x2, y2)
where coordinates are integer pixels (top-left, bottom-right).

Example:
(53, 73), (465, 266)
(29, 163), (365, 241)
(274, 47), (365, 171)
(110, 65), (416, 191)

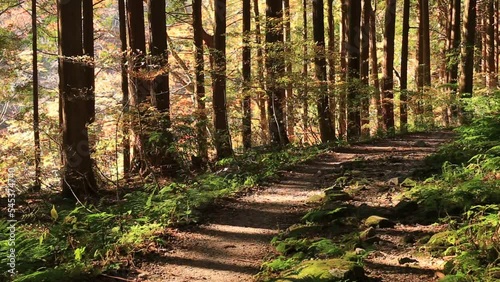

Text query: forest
(0, 0), (499, 281)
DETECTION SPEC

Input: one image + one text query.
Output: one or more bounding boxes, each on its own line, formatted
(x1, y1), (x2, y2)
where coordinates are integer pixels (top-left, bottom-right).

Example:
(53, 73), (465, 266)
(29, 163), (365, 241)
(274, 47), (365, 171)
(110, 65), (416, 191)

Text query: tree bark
(126, 0), (149, 172)
(327, 0), (336, 139)
(459, 0), (477, 97)
(313, 0), (336, 143)
(360, 0), (370, 137)
(266, 0), (289, 145)
(302, 0), (309, 139)
(338, 0), (348, 138)
(83, 0), (95, 124)
(147, 0), (178, 174)
(283, 0), (295, 141)
(400, 0), (410, 132)
(32, 0), (41, 190)
(193, 0), (208, 162)
(118, 0), (130, 177)
(381, 0), (396, 133)
(58, 0), (97, 199)
(253, 0), (268, 144)
(213, 0), (233, 158)
(242, 0), (252, 149)
(486, 0), (496, 89)
(369, 1), (382, 134)
(346, 0), (361, 140)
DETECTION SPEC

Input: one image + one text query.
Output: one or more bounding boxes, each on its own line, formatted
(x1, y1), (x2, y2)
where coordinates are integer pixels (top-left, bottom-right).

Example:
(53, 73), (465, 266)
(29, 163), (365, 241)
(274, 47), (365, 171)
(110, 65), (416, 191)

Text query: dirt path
(138, 131), (453, 282)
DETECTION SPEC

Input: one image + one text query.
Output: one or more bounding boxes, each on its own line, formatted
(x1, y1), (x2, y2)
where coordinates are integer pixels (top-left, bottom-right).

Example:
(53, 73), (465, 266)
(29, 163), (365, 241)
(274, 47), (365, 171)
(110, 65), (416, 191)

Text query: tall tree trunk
(213, 0), (233, 158)
(127, 0), (149, 172)
(360, 0), (370, 137)
(459, 0), (477, 97)
(58, 0), (97, 199)
(302, 0), (309, 140)
(118, 0), (130, 177)
(369, 1), (382, 134)
(32, 0), (41, 190)
(266, 0), (289, 145)
(83, 0), (95, 124)
(253, 0), (268, 144)
(313, 0), (336, 142)
(147, 0), (178, 174)
(242, 0), (252, 149)
(400, 0), (410, 133)
(486, 0), (496, 89)
(449, 0), (461, 123)
(381, 0), (396, 133)
(346, 0), (361, 140)
(327, 0), (336, 139)
(283, 0), (295, 141)
(338, 0), (348, 138)
(193, 0), (208, 162)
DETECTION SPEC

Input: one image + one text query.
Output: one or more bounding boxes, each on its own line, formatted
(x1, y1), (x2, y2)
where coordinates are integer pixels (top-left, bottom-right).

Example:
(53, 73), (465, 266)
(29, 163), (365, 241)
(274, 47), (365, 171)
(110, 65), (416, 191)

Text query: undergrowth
(408, 93), (500, 281)
(0, 144), (326, 281)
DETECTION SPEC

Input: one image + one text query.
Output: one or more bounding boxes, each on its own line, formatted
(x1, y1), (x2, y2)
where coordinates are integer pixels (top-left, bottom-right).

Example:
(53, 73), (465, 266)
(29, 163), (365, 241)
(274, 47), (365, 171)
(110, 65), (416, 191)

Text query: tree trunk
(360, 0), (370, 137)
(83, 0), (95, 124)
(213, 0), (233, 158)
(346, 0), (361, 140)
(266, 0), (289, 145)
(283, 0), (295, 141)
(313, 0), (336, 143)
(486, 0), (496, 89)
(242, 0), (252, 149)
(118, 0), (130, 177)
(400, 0), (410, 133)
(449, 0), (461, 123)
(369, 1), (382, 134)
(58, 0), (97, 199)
(147, 0), (178, 174)
(302, 0), (309, 140)
(338, 0), (348, 138)
(127, 0), (149, 172)
(193, 0), (208, 162)
(327, 0), (336, 139)
(32, 0), (41, 190)
(381, 0), (396, 133)
(459, 0), (477, 97)
(253, 0), (268, 144)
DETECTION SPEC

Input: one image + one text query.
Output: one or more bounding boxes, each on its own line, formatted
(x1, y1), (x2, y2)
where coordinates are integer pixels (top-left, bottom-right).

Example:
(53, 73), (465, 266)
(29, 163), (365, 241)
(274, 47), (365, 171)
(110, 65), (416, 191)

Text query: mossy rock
(364, 215), (395, 228)
(359, 227), (376, 241)
(326, 191), (353, 202)
(302, 207), (352, 224)
(286, 224), (324, 238)
(276, 259), (366, 281)
(427, 231), (457, 251)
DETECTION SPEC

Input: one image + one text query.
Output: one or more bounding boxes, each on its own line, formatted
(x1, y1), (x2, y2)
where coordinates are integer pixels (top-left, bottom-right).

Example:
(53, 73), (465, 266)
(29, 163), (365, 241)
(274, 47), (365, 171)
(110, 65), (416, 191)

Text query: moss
(427, 231), (457, 249)
(276, 259), (365, 281)
(286, 224), (324, 238)
(326, 191), (353, 202)
(364, 215), (395, 228)
(359, 227), (376, 241)
(307, 194), (325, 203)
(301, 207), (351, 224)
